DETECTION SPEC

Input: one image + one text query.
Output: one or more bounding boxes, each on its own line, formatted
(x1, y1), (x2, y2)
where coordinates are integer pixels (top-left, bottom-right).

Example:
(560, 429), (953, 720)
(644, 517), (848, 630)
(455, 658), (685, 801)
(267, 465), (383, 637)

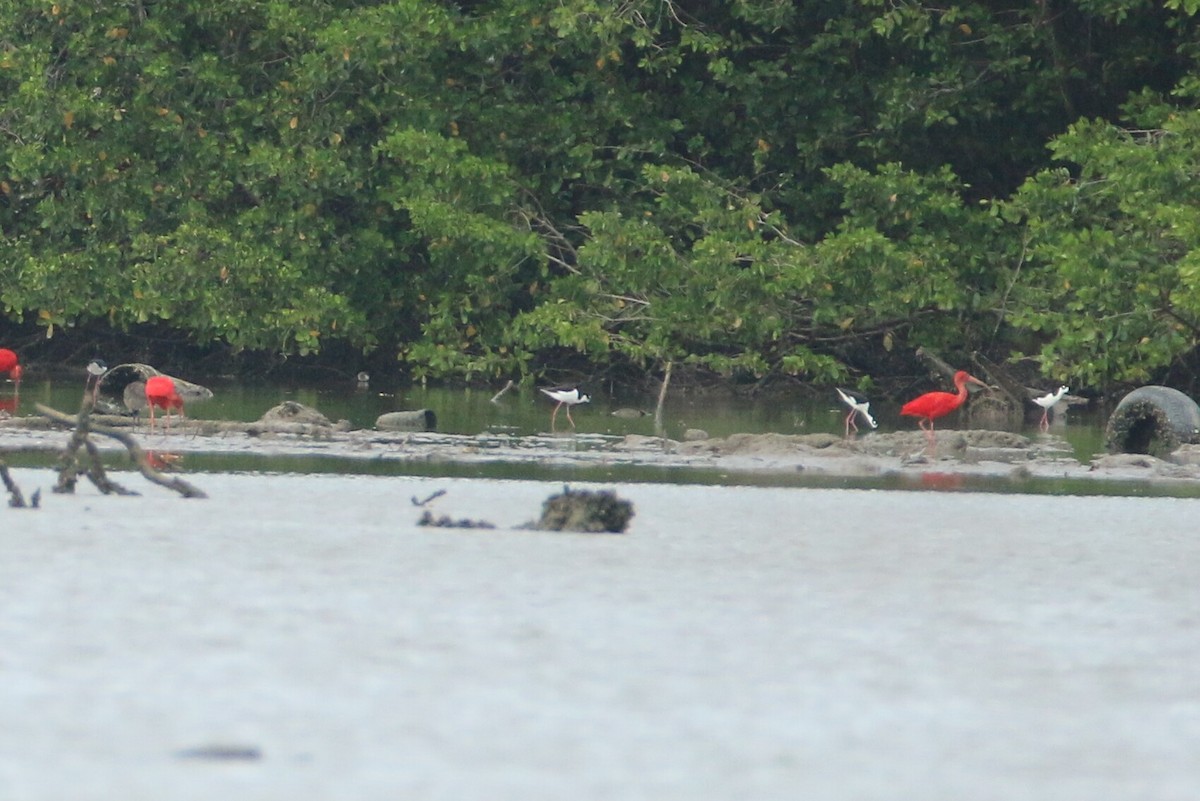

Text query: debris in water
(527, 486), (634, 534)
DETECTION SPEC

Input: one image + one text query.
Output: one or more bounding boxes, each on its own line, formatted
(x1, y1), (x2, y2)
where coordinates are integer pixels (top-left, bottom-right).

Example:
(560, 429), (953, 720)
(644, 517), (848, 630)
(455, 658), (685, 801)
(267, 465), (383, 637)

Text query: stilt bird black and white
(540, 386), (590, 431)
(835, 387), (878, 437)
(1033, 386), (1069, 431)
(85, 358), (108, 401)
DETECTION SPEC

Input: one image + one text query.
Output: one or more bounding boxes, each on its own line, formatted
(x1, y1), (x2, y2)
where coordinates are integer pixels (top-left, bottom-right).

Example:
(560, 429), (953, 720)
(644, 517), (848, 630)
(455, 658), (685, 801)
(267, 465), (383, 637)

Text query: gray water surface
(1, 472), (1197, 800)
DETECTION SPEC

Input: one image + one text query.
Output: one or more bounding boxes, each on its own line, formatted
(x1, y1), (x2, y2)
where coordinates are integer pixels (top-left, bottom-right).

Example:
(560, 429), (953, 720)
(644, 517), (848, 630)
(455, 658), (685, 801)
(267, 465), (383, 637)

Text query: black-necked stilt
(901, 370), (989, 449)
(1033, 385), (1069, 431)
(85, 358), (107, 400)
(145, 375), (185, 432)
(0, 348), (22, 385)
(540, 386), (590, 431)
(835, 388), (878, 437)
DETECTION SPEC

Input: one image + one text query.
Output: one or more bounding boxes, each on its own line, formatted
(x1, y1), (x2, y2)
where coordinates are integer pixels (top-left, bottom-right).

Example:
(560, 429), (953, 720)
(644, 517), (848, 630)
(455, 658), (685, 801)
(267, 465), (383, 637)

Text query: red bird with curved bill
(0, 348), (22, 384)
(901, 370), (988, 446)
(145, 375), (185, 432)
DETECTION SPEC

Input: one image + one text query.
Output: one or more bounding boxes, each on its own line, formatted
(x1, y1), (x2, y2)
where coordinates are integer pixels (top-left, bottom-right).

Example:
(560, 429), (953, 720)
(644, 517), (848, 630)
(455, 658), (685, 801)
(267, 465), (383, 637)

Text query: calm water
(5, 375), (1106, 448)
(2, 374), (1120, 486)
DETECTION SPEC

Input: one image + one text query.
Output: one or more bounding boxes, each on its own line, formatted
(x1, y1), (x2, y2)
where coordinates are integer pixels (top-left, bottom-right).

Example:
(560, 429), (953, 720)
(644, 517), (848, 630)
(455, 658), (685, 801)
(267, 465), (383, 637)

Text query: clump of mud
(416, 510), (496, 529)
(529, 487), (634, 534)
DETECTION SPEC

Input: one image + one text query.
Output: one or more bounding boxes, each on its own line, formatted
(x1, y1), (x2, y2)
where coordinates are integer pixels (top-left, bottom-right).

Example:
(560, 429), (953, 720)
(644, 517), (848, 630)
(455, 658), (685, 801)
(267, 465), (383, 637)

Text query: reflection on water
(9, 376), (1109, 442)
(2, 376), (1123, 491)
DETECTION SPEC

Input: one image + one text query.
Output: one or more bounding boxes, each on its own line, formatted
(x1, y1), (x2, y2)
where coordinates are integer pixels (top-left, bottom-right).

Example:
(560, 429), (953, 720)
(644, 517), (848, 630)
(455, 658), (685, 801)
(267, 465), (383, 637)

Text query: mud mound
(258, 401), (333, 427)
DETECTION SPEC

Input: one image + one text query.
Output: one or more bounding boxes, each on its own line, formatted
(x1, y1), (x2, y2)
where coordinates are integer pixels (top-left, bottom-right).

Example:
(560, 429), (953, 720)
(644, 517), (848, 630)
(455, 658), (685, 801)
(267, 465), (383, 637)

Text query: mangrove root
(1, 459), (39, 508)
(36, 402), (207, 499)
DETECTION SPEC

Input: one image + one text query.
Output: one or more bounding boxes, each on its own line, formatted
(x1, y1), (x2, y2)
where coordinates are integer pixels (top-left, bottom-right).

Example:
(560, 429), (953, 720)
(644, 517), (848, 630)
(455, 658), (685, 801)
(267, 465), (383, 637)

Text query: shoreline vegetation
(3, 4), (1200, 394)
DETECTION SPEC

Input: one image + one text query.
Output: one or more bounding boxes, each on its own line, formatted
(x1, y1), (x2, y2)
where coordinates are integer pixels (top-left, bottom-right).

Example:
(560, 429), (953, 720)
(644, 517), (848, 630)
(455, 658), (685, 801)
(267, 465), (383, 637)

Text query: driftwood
(0, 459), (38, 508)
(410, 488), (496, 528)
(913, 347), (961, 385)
(489, 379), (515, 404)
(654, 361), (673, 437)
(36, 402), (207, 499)
(970, 351), (1026, 410)
(416, 510), (497, 529)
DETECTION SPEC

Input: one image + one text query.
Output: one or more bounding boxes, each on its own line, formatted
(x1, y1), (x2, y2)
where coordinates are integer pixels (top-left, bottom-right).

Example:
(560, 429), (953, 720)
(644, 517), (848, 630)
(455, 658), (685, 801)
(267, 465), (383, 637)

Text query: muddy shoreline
(4, 416), (1200, 487)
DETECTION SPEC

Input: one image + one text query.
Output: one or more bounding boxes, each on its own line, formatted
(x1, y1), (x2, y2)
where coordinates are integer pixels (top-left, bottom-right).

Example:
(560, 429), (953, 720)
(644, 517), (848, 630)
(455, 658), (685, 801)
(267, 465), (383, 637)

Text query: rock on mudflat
(376, 409), (438, 431)
(530, 486), (634, 534)
(259, 401), (333, 426)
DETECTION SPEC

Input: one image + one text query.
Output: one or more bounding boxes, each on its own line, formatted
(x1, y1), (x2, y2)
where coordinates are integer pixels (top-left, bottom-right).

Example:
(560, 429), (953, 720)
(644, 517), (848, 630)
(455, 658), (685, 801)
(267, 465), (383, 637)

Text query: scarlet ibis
(901, 370), (988, 447)
(835, 388), (878, 437)
(540, 386), (590, 431)
(0, 348), (22, 384)
(1033, 386), (1069, 431)
(145, 375), (185, 432)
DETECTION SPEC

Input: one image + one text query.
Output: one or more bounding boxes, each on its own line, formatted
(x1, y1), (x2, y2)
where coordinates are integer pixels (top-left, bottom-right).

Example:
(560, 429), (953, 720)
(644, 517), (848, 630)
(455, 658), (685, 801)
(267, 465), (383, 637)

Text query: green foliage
(1005, 105), (1200, 388)
(2, 0), (1200, 392)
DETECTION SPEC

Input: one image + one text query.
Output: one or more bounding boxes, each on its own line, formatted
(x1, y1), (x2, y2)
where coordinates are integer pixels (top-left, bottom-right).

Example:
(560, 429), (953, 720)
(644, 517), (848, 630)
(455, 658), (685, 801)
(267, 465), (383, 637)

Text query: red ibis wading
(900, 370), (988, 448)
(145, 375), (185, 432)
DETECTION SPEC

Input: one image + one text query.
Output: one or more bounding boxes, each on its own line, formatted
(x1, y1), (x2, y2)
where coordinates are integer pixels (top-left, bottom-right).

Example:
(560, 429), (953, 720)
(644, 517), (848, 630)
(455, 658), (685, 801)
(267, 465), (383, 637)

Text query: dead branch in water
(654, 361), (673, 437)
(0, 459), (37, 508)
(36, 402), (207, 499)
(411, 489), (447, 507)
(45, 395), (138, 496)
(490, 379), (515, 404)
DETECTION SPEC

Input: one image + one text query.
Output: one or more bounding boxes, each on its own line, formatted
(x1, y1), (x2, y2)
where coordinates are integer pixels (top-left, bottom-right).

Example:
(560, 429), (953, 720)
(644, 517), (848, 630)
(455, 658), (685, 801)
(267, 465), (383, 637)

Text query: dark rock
(530, 486), (634, 534)
(417, 510), (496, 529)
(259, 401), (332, 426)
(376, 409), (438, 431)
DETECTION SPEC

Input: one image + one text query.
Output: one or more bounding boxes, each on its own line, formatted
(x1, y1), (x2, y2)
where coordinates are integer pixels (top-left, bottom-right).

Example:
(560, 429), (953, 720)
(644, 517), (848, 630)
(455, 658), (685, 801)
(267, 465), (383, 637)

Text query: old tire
(1104, 385), (1200, 456)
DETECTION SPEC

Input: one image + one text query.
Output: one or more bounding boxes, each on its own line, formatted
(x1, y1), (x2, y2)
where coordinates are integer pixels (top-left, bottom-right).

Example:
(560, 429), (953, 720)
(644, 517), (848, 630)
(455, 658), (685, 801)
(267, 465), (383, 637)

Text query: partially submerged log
(1104, 386), (1200, 457)
(970, 351), (1026, 422)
